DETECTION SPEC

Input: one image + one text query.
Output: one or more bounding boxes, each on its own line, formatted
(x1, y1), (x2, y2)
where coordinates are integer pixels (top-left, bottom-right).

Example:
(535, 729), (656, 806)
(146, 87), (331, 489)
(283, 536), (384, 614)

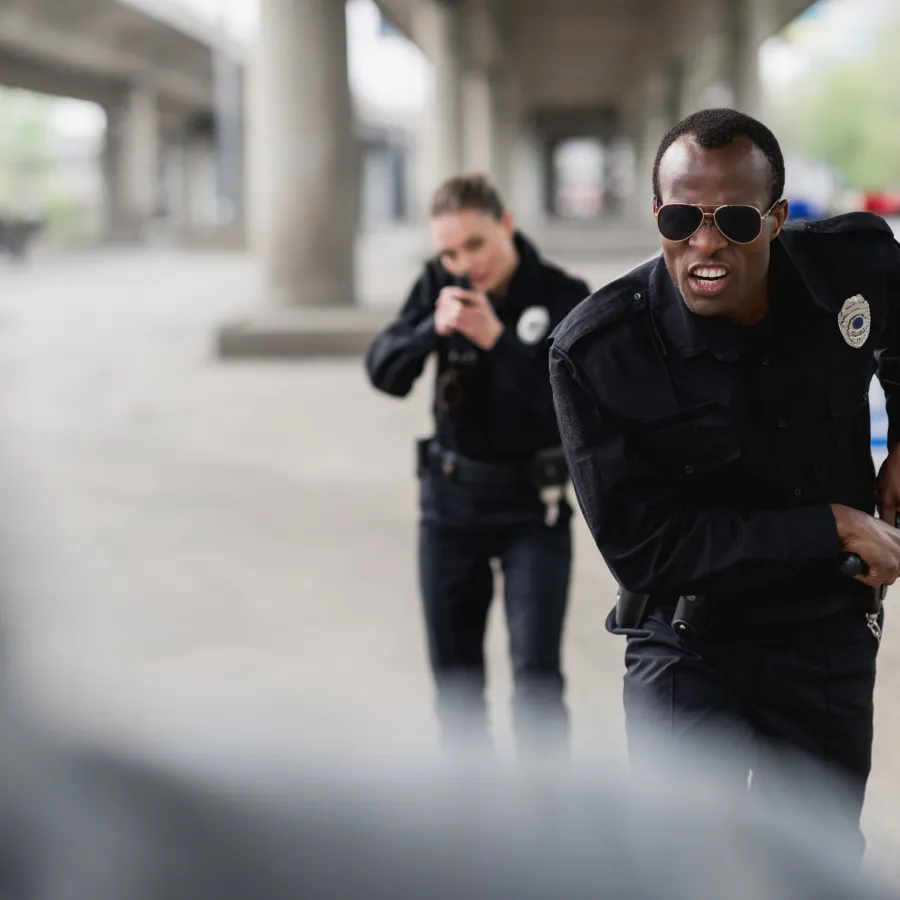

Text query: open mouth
(687, 265), (731, 297)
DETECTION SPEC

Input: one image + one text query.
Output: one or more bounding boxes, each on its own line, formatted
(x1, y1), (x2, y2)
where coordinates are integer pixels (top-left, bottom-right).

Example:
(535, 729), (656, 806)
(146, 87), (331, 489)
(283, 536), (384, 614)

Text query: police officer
(365, 173), (589, 754)
(548, 108), (900, 860)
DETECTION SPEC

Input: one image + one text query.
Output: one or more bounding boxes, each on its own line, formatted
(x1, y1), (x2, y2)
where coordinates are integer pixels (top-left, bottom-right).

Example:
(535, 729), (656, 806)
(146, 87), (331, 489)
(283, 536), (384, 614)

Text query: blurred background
(0, 0), (899, 884)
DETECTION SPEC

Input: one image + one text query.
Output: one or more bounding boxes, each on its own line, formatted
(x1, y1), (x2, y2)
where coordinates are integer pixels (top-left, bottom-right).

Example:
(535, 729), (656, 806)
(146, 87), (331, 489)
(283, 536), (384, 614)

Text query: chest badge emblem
(516, 306), (550, 345)
(838, 295), (870, 349)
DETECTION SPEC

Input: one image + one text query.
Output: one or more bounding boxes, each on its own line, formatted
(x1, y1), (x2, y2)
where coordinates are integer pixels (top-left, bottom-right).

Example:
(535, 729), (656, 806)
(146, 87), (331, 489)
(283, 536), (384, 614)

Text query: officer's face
(429, 209), (518, 295)
(654, 136), (788, 323)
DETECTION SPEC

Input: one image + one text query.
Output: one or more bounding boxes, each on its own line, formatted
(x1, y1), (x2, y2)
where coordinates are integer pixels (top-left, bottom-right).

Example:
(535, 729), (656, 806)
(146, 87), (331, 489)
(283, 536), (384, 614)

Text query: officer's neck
(490, 254), (521, 299)
(728, 281), (770, 327)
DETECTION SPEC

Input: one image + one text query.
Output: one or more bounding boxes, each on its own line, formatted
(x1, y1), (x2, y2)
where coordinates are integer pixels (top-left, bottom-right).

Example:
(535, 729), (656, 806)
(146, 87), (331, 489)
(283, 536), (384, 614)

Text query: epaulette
(550, 257), (656, 352)
(787, 211), (894, 237)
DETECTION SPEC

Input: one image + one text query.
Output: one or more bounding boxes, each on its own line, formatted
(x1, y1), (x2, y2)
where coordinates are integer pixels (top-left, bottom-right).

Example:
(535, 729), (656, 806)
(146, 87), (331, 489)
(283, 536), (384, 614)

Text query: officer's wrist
(484, 322), (505, 350)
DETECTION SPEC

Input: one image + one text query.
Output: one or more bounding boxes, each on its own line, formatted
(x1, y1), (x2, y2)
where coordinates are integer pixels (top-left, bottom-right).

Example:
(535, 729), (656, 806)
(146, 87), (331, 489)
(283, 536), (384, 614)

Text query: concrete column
(679, 0), (737, 116)
(462, 71), (495, 174)
(462, 69), (518, 202)
(412, 0), (463, 216)
(253, 0), (356, 306)
(103, 86), (159, 241)
(212, 47), (244, 227)
(637, 72), (672, 205)
(510, 124), (544, 229)
(183, 135), (219, 235)
(733, 0), (778, 119)
(162, 140), (187, 234)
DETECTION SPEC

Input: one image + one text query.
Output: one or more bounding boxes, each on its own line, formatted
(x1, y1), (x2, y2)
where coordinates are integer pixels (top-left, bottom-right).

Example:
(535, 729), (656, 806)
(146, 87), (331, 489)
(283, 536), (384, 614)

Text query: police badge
(516, 306), (550, 345)
(838, 295), (870, 349)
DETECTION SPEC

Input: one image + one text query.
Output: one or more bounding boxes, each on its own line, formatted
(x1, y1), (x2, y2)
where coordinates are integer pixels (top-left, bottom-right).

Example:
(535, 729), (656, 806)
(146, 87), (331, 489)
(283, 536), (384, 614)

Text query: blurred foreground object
(0, 692), (894, 900)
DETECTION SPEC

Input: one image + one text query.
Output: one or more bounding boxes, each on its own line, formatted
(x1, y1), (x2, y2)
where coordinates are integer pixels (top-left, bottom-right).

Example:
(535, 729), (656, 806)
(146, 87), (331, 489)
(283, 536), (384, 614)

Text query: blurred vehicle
(784, 198), (829, 221)
(861, 192), (900, 217)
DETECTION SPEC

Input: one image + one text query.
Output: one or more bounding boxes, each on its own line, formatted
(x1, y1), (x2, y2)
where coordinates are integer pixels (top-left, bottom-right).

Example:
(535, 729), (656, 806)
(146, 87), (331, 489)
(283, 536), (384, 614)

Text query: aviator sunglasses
(655, 200), (782, 245)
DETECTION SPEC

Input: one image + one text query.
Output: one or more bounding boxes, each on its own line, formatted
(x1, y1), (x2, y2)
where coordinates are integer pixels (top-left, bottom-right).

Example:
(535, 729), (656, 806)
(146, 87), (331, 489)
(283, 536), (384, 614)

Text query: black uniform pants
(610, 603), (880, 866)
(418, 515), (571, 754)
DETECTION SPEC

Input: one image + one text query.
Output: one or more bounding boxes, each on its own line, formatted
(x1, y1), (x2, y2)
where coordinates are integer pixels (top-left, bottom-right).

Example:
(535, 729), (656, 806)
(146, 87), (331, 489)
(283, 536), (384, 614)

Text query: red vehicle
(861, 192), (900, 216)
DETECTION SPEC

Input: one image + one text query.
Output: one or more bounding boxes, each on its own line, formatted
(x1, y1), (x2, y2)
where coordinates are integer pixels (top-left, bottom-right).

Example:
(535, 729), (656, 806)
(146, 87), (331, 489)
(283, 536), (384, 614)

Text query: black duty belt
(416, 439), (568, 491)
(616, 582), (881, 636)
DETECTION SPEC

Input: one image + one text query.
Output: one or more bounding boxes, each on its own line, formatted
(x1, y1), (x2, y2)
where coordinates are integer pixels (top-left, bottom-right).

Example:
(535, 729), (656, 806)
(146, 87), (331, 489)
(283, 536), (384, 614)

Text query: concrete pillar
(679, 0), (737, 116)
(678, 0), (775, 119)
(162, 141), (187, 234)
(212, 47), (244, 227)
(734, 0), (778, 119)
(510, 125), (544, 229)
(412, 0), (463, 216)
(183, 135), (219, 235)
(637, 72), (673, 205)
(103, 86), (159, 241)
(253, 0), (356, 306)
(461, 69), (518, 203)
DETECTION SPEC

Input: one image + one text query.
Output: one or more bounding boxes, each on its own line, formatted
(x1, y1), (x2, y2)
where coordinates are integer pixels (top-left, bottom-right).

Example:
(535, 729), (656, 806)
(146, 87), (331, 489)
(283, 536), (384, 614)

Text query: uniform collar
(650, 239), (804, 362)
(492, 231), (543, 311)
(776, 224), (850, 315)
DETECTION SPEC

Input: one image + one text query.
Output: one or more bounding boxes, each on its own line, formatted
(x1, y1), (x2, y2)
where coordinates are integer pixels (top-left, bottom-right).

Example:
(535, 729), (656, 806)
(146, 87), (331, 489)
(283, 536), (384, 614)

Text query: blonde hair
(429, 172), (505, 220)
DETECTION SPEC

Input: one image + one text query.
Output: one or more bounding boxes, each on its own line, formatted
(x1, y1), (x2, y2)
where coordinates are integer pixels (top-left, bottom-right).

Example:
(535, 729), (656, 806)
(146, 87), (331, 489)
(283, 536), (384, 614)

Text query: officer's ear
(768, 199), (789, 240)
(652, 196), (661, 215)
(500, 209), (516, 237)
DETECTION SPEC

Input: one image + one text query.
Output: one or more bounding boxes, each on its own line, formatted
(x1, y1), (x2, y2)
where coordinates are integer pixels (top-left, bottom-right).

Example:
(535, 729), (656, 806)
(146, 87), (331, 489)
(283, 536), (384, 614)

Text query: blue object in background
(785, 199), (827, 221)
(870, 376), (888, 468)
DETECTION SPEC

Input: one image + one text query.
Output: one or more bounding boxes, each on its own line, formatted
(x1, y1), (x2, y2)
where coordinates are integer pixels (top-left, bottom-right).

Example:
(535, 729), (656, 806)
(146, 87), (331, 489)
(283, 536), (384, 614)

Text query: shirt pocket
(823, 365), (873, 420)
(634, 405), (743, 483)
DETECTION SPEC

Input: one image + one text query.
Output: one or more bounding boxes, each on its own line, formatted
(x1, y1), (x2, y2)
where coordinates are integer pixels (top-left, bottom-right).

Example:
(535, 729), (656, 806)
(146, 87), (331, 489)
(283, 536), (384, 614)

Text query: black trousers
(418, 508), (572, 755)
(608, 603), (881, 866)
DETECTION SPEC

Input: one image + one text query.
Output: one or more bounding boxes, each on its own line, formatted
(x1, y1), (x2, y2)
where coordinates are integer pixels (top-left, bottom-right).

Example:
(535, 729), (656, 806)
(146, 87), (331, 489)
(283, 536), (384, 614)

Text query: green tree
(0, 87), (55, 207)
(775, 19), (900, 191)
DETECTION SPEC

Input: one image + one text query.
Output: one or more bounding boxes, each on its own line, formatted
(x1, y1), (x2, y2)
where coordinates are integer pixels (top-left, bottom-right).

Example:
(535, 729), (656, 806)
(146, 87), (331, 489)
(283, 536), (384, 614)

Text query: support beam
(411, 0), (463, 214)
(103, 85), (160, 242)
(254, 0), (356, 306)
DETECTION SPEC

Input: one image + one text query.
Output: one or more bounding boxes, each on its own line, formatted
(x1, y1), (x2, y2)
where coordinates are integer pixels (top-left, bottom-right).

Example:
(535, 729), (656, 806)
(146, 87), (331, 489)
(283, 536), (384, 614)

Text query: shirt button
(633, 293), (642, 300)
(777, 419), (787, 429)
(794, 487), (803, 497)
(762, 358), (770, 366)
(684, 465), (694, 475)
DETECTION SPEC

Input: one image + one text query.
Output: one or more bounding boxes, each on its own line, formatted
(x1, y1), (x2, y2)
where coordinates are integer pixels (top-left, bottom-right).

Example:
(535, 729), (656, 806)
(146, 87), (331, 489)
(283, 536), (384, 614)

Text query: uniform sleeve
(549, 347), (841, 595)
(364, 269), (440, 397)
(875, 239), (900, 449)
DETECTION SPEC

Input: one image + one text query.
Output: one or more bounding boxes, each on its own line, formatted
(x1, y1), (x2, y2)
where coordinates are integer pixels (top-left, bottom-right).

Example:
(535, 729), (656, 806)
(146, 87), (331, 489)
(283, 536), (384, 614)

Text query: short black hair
(652, 108), (785, 206)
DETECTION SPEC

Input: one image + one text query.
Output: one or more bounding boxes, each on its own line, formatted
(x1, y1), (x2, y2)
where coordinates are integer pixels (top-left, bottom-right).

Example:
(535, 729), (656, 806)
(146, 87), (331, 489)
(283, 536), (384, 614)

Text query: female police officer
(365, 174), (589, 754)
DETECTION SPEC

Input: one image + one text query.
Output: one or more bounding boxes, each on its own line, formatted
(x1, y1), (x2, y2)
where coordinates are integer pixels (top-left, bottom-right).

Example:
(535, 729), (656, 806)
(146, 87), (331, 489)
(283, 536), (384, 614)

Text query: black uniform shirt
(366, 232), (589, 463)
(549, 213), (900, 602)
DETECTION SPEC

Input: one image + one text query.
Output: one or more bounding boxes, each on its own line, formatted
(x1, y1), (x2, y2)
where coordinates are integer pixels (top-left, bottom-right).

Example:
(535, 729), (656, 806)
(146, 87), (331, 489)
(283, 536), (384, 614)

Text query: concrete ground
(0, 239), (898, 875)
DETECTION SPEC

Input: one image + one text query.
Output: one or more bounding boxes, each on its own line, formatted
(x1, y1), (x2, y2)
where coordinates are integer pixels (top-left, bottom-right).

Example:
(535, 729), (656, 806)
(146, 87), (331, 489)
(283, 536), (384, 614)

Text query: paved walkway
(0, 244), (898, 873)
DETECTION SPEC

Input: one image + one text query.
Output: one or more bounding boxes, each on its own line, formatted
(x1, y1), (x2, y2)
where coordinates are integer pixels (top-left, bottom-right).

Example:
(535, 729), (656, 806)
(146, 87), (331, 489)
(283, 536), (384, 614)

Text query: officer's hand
(434, 287), (464, 336)
(453, 290), (504, 350)
(831, 503), (900, 588)
(875, 445), (900, 528)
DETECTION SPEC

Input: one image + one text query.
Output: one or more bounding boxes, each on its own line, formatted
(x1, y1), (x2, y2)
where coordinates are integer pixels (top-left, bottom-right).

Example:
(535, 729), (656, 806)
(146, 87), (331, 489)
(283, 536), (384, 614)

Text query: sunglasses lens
(714, 206), (763, 243)
(657, 205), (704, 241)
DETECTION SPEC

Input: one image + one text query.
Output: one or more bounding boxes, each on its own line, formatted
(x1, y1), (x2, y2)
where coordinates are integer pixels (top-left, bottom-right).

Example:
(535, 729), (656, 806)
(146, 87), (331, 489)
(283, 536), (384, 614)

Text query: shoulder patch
(550, 259), (655, 352)
(790, 211), (894, 237)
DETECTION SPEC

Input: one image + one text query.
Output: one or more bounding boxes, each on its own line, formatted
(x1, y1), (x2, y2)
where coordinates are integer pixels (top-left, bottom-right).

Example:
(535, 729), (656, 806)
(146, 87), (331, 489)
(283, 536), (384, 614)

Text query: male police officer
(366, 174), (589, 754)
(549, 109), (900, 859)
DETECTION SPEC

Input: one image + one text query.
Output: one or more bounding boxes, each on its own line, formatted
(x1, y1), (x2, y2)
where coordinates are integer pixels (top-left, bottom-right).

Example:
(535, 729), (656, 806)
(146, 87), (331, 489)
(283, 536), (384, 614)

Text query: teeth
(693, 267), (727, 279)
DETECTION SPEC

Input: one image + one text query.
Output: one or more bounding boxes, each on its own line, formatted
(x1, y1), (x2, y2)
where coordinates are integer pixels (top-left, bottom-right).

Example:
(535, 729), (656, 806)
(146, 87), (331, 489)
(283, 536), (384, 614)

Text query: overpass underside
(240, 0), (815, 322)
